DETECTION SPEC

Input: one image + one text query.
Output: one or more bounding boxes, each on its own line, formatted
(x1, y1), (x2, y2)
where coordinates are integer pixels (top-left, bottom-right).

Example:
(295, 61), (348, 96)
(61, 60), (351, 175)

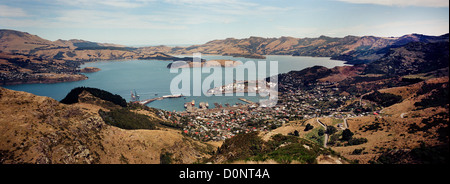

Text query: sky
(0, 0), (448, 46)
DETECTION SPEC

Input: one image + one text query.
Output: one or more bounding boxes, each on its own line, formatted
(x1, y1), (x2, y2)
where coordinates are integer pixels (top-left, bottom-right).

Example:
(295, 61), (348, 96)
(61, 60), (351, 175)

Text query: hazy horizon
(1, 0), (449, 45)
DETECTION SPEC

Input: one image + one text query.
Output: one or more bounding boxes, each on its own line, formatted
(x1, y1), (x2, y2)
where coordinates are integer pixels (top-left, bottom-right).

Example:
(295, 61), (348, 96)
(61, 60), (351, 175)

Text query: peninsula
(0, 29), (198, 85)
(167, 59), (242, 68)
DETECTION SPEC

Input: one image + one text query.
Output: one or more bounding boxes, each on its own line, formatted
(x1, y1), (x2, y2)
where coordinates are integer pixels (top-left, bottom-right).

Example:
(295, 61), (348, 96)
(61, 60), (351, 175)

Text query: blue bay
(3, 55), (347, 112)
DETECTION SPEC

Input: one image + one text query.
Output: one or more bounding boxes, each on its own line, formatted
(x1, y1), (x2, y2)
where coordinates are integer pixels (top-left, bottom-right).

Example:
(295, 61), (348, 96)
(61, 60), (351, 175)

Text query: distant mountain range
(1, 29), (448, 64)
(364, 41), (449, 76)
(142, 33), (449, 64)
(0, 29), (195, 62)
(0, 29), (449, 85)
(0, 29), (194, 85)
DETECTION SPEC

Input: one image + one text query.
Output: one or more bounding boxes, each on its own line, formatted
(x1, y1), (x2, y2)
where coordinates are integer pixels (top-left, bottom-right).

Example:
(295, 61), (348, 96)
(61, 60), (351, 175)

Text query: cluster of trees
(363, 91), (403, 107)
(414, 83), (449, 109)
(215, 131), (264, 162)
(360, 121), (383, 132)
(325, 126), (337, 135)
(351, 148), (365, 155)
(60, 87), (127, 107)
(328, 128), (368, 147)
(99, 108), (157, 130)
(214, 132), (338, 164)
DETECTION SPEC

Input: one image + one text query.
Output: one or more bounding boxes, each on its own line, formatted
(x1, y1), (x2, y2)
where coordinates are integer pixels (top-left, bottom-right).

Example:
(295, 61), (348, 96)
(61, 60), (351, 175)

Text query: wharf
(139, 94), (183, 105)
(239, 98), (255, 104)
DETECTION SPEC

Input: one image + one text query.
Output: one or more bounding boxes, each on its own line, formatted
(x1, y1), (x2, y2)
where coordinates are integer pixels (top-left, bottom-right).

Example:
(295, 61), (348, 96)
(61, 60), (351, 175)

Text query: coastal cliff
(0, 52), (88, 85)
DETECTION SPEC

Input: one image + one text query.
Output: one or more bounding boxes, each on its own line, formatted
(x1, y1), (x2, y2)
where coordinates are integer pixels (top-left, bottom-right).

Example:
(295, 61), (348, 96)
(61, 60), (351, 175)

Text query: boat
(130, 90), (140, 102)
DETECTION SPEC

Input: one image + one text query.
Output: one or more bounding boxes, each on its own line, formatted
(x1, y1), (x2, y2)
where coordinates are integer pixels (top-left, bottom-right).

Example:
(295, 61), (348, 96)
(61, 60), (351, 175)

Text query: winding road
(400, 112), (408, 118)
(344, 118), (348, 129)
(316, 118), (328, 148)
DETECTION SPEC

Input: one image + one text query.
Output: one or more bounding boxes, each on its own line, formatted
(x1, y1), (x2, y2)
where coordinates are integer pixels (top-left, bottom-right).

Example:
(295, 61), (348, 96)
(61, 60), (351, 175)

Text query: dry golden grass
(0, 87), (213, 164)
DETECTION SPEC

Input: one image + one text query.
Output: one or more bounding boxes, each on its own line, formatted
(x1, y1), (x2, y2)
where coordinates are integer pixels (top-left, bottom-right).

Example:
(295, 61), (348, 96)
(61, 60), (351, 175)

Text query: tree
(318, 129), (324, 136)
(293, 130), (299, 136)
(325, 126), (337, 135)
(342, 129), (354, 141)
(304, 123), (314, 131)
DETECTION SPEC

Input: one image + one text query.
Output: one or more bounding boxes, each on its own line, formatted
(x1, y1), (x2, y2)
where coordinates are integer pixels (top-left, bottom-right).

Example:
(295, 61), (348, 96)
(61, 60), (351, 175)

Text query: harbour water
(3, 55), (347, 112)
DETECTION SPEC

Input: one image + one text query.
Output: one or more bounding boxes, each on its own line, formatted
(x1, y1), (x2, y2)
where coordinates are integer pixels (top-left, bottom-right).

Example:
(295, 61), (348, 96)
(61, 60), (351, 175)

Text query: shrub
(293, 130), (300, 136)
(408, 123), (421, 134)
(160, 151), (173, 164)
(99, 108), (157, 130)
(361, 122), (382, 132)
(347, 137), (368, 146)
(351, 148), (364, 155)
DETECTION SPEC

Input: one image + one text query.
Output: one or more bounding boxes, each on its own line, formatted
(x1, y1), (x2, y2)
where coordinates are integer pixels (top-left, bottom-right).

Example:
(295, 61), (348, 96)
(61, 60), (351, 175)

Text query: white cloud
(164, 0), (256, 6)
(98, 1), (142, 8)
(372, 19), (449, 36)
(325, 19), (449, 37)
(336, 0), (449, 7)
(53, 9), (187, 29)
(55, 0), (155, 8)
(0, 5), (28, 17)
(164, 0), (289, 15)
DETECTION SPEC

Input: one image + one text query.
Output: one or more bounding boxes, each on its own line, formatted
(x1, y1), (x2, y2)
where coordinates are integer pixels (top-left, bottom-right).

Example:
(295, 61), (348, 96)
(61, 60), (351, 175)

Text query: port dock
(239, 98), (255, 104)
(138, 94), (183, 105)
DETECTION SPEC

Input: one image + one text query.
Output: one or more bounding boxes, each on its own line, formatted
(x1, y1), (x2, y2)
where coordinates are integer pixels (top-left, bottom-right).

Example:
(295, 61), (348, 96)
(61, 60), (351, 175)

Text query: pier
(138, 94), (183, 105)
(239, 98), (255, 104)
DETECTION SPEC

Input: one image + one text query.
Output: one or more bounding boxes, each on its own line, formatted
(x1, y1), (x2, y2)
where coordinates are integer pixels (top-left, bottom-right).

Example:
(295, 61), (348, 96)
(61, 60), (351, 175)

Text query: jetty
(139, 94), (183, 105)
(239, 98), (255, 104)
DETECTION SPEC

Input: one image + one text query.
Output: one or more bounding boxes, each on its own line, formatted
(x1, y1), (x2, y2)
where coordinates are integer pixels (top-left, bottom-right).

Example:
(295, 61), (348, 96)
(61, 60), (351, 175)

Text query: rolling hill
(0, 29), (197, 85)
(0, 87), (214, 164)
(142, 33), (449, 64)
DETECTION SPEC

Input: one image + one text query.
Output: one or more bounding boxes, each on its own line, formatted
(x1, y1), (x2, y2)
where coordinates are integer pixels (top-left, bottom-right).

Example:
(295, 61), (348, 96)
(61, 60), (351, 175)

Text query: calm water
(4, 55), (347, 112)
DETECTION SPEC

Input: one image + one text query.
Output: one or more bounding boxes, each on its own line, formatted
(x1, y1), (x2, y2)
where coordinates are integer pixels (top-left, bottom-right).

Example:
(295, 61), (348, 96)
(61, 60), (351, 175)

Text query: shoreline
(1, 73), (88, 86)
(2, 55), (347, 86)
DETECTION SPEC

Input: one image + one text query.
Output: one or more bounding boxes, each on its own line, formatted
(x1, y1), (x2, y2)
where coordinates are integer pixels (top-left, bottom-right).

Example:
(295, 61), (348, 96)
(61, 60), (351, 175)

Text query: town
(155, 73), (373, 142)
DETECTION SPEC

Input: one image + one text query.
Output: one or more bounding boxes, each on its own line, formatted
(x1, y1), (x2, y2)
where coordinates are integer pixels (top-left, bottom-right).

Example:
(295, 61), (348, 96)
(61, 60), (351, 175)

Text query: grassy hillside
(0, 87), (214, 164)
(210, 132), (346, 164)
